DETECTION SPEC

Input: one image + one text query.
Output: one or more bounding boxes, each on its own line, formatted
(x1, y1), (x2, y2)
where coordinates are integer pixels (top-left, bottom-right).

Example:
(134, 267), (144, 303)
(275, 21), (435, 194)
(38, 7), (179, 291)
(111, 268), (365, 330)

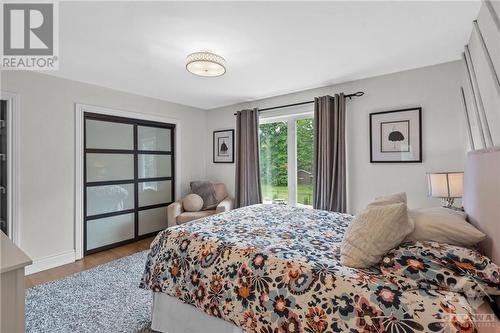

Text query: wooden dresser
(1, 232), (31, 332)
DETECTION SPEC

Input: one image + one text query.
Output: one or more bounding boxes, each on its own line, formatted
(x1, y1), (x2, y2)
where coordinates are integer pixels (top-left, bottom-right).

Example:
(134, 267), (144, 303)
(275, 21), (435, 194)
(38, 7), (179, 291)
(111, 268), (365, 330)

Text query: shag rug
(26, 251), (153, 333)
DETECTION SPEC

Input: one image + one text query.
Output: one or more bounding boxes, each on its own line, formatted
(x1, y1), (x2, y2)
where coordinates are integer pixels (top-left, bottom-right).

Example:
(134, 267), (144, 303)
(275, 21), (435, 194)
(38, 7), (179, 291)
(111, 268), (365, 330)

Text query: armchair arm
(216, 197), (234, 214)
(167, 201), (184, 227)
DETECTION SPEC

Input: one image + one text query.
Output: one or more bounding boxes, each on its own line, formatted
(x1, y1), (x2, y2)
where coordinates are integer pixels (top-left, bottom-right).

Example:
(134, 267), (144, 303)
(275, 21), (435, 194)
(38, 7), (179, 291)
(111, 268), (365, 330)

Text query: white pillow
(341, 202), (414, 268)
(405, 207), (486, 247)
(183, 194), (204, 212)
(368, 192), (407, 207)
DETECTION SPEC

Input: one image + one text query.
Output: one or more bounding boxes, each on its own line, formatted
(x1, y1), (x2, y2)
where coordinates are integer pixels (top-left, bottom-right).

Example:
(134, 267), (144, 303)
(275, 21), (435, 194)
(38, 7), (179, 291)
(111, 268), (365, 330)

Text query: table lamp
(426, 172), (464, 210)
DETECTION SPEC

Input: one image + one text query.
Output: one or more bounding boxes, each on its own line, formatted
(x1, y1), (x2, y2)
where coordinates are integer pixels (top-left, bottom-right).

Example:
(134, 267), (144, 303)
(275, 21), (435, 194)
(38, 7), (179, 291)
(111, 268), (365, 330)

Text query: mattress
(140, 204), (482, 333)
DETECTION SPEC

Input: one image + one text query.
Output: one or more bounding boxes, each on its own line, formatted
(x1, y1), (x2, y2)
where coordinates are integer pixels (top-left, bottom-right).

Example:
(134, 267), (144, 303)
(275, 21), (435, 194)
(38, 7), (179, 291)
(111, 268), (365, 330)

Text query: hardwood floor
(25, 237), (154, 289)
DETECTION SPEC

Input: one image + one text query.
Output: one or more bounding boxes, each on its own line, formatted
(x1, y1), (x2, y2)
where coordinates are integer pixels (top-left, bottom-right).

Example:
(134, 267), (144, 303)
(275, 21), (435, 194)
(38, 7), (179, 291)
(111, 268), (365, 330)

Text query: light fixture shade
(427, 172), (464, 198)
(186, 51), (226, 77)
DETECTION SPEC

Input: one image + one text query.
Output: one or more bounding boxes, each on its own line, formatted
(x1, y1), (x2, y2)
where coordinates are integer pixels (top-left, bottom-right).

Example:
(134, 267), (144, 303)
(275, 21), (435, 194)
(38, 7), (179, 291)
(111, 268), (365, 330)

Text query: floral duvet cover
(140, 204), (490, 333)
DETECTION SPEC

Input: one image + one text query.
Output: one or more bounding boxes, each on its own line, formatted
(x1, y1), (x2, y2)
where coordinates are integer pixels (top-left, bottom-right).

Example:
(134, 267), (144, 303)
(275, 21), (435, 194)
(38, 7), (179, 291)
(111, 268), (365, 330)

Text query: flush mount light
(186, 51), (226, 77)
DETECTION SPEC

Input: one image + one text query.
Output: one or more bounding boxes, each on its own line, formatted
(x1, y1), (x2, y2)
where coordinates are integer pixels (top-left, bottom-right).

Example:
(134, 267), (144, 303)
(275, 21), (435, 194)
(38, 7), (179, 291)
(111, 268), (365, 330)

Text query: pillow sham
(340, 202), (414, 268)
(405, 207), (486, 247)
(368, 192), (407, 207)
(380, 241), (500, 298)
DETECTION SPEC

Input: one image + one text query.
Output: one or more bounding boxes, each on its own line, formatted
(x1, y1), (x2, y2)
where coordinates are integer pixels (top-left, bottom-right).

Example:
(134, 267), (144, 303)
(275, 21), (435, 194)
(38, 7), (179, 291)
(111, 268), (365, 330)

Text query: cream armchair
(167, 183), (234, 226)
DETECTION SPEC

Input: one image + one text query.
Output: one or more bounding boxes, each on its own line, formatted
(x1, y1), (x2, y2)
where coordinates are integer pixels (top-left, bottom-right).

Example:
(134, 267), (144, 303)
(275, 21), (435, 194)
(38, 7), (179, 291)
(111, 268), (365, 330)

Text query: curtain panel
(235, 108), (262, 208)
(313, 94), (347, 212)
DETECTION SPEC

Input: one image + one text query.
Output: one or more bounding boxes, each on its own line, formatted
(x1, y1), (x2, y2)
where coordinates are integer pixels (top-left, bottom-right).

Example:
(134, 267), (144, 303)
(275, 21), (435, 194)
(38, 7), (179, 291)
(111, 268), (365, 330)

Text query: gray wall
(205, 61), (466, 214)
(1, 71), (207, 265)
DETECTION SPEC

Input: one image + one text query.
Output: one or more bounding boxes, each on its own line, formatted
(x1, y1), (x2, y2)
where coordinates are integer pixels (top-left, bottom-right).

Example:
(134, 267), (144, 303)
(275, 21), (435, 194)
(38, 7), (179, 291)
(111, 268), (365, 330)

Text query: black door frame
(83, 112), (175, 255)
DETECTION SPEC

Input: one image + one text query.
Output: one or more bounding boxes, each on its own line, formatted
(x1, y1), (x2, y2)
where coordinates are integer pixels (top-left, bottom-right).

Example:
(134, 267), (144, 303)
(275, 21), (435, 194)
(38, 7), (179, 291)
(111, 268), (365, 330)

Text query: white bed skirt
(151, 292), (245, 333)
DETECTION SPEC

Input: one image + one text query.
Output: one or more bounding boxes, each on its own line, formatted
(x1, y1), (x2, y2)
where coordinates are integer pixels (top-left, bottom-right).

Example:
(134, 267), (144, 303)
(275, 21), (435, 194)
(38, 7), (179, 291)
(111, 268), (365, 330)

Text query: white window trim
(74, 103), (181, 260)
(0, 90), (21, 246)
(259, 107), (313, 206)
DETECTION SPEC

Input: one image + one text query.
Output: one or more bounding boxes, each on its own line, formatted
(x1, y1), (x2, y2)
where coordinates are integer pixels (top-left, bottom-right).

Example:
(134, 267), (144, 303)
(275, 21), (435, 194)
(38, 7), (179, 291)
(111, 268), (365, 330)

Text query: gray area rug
(26, 251), (153, 333)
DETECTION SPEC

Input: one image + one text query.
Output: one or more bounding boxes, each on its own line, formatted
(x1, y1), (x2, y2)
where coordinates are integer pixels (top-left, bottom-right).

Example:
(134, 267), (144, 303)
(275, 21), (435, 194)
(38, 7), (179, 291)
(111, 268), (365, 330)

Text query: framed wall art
(369, 107), (422, 163)
(213, 129), (234, 163)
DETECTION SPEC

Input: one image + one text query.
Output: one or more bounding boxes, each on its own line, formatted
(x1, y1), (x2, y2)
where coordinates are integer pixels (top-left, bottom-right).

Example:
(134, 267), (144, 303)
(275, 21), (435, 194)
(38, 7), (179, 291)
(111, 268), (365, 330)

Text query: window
(259, 112), (314, 207)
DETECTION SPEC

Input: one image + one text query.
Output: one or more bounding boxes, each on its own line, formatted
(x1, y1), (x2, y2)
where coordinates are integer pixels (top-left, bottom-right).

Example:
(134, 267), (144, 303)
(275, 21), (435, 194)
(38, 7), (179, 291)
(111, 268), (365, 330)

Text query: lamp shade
(427, 172), (464, 198)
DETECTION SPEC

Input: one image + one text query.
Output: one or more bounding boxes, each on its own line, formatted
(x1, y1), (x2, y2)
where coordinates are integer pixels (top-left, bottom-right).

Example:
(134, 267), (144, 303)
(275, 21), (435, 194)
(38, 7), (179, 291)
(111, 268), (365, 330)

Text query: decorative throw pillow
(190, 181), (218, 210)
(368, 192), (407, 207)
(380, 241), (500, 297)
(340, 202), (414, 268)
(183, 194), (204, 212)
(405, 207), (486, 247)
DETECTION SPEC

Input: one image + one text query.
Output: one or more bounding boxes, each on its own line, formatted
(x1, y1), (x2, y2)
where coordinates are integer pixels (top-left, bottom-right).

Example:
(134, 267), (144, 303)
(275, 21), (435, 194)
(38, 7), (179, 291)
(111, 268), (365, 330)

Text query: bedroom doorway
(0, 100), (7, 235)
(83, 112), (175, 255)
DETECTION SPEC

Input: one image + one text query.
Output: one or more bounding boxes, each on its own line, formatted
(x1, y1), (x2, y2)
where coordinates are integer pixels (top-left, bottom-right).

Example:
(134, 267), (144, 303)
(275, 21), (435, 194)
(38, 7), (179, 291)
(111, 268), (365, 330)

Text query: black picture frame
(369, 107), (422, 163)
(213, 129), (234, 163)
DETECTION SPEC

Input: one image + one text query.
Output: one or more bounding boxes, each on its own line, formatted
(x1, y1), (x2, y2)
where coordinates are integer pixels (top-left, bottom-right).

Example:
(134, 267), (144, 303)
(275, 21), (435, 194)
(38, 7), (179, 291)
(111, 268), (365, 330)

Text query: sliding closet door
(84, 113), (175, 255)
(137, 125), (174, 236)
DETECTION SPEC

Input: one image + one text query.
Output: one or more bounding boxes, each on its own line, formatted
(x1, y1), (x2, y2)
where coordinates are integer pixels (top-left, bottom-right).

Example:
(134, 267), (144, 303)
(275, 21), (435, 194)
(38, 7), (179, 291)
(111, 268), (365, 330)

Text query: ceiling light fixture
(186, 51), (226, 77)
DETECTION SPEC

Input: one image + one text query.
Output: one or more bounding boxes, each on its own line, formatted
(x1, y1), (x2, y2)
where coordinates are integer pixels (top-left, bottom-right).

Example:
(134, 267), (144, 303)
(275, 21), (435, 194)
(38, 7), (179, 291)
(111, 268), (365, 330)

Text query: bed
(140, 149), (500, 333)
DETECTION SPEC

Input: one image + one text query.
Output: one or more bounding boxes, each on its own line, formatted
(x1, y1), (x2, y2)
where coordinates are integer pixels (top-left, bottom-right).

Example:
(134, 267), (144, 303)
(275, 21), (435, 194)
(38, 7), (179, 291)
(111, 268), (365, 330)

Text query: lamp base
(441, 198), (464, 211)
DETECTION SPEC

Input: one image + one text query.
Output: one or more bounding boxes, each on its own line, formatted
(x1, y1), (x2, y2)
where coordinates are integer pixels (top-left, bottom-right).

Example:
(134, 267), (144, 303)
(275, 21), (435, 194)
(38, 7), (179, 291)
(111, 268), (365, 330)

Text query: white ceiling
(53, 1), (480, 110)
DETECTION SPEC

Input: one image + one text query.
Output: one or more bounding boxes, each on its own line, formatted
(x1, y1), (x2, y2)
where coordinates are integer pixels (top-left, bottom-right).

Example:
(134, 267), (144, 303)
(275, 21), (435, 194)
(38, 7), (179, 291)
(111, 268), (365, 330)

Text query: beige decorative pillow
(368, 192), (407, 207)
(341, 202), (414, 268)
(183, 194), (204, 212)
(405, 207), (486, 247)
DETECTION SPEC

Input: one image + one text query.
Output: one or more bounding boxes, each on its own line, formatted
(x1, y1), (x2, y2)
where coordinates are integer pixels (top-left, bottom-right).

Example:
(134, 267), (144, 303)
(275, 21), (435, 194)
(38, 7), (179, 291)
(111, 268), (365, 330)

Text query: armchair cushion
(177, 210), (216, 224)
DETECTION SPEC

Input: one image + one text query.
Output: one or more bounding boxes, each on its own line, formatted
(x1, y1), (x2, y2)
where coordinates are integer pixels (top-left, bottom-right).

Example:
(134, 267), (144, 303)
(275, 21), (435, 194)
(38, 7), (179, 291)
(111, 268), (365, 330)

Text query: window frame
(259, 108), (313, 206)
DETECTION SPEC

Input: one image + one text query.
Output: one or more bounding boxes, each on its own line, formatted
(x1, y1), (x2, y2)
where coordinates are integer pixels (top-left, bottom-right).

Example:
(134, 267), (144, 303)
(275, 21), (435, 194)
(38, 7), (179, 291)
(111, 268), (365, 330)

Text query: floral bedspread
(140, 204), (480, 333)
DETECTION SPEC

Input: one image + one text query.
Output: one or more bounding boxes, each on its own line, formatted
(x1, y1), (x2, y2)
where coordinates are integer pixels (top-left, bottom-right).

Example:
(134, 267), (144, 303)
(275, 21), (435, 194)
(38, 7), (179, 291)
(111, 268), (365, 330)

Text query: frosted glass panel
(86, 153), (134, 182)
(86, 213), (134, 250)
(86, 184), (134, 216)
(138, 154), (171, 178)
(138, 180), (172, 207)
(138, 126), (171, 151)
(86, 119), (133, 150)
(139, 207), (168, 235)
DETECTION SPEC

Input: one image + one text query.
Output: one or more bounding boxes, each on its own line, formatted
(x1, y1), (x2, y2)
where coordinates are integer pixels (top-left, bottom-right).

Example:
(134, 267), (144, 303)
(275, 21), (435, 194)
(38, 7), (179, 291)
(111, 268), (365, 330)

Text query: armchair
(167, 183), (234, 226)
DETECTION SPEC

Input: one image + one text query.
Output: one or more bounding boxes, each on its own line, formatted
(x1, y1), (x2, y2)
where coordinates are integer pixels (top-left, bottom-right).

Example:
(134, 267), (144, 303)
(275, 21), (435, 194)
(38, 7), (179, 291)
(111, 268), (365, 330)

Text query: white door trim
(0, 90), (21, 246)
(74, 103), (181, 260)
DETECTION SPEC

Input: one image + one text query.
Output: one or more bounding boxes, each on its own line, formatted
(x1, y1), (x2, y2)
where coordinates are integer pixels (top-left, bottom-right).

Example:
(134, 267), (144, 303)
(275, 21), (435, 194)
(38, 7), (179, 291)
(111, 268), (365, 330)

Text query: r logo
(3, 3), (54, 56)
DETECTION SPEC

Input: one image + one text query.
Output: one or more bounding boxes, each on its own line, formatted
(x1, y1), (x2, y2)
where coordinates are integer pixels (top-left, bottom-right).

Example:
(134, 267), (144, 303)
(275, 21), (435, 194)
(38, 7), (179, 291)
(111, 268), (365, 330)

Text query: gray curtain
(313, 94), (346, 212)
(235, 108), (262, 208)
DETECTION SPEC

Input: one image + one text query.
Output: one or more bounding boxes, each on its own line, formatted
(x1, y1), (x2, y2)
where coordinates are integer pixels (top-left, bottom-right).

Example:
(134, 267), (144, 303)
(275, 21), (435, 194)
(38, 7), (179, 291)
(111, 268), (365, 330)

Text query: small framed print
(370, 107), (422, 163)
(213, 129), (234, 163)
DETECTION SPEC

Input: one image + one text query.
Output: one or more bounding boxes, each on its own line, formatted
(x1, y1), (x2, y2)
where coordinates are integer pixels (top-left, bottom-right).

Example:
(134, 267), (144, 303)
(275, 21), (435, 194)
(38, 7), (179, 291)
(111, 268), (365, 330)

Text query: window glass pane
(259, 121), (288, 204)
(86, 213), (134, 250)
(296, 118), (314, 207)
(139, 207), (168, 235)
(86, 183), (134, 216)
(85, 119), (133, 150)
(138, 154), (171, 179)
(138, 180), (172, 207)
(138, 126), (171, 151)
(86, 153), (134, 182)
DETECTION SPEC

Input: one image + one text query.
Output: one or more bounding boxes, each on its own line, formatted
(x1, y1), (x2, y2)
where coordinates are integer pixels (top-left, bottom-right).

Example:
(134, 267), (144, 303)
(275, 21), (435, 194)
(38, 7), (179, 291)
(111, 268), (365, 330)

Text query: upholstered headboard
(463, 148), (500, 310)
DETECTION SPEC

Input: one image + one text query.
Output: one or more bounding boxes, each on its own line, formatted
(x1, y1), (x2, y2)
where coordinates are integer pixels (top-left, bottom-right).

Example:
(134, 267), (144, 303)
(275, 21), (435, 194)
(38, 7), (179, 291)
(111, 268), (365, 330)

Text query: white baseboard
(25, 250), (76, 275)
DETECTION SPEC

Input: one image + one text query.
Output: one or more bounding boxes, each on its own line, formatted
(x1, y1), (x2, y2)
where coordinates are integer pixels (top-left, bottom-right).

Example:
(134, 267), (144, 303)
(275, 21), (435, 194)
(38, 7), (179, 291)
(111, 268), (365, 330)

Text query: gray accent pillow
(190, 181), (218, 210)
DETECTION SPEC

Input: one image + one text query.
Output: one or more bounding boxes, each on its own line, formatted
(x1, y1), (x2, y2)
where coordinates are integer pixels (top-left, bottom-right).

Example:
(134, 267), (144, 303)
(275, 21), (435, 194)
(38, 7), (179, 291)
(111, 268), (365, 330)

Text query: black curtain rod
(233, 91), (364, 115)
